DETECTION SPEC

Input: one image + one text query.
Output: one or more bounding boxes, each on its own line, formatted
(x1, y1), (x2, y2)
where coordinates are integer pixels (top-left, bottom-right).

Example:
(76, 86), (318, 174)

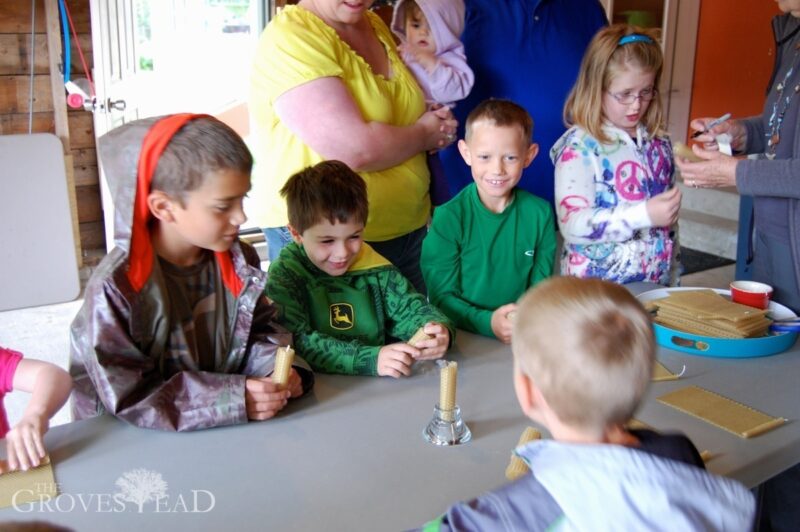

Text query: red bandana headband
(127, 113), (243, 296)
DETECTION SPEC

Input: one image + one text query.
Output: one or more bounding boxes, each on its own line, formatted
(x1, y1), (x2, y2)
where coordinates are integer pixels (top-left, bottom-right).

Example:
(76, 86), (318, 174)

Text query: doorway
(89, 0), (269, 249)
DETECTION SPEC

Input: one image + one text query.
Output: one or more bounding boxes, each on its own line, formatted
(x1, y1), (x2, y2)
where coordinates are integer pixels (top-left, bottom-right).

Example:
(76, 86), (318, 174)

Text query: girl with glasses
(551, 24), (681, 286)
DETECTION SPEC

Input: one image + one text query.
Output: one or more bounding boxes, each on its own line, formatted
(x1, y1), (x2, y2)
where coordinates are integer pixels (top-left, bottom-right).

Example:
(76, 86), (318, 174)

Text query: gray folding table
(1, 287), (797, 530)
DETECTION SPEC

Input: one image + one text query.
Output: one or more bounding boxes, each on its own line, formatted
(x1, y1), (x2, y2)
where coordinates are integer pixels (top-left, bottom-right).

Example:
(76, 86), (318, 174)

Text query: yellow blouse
(249, 6), (430, 241)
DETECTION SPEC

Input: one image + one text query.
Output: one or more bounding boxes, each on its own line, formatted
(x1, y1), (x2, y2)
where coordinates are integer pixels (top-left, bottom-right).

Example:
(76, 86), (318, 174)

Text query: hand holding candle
(408, 326), (434, 348)
(272, 345), (295, 387)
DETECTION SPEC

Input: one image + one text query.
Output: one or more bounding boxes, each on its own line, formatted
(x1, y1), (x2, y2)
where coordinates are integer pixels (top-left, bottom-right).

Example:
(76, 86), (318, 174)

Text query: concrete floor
(0, 264), (737, 430)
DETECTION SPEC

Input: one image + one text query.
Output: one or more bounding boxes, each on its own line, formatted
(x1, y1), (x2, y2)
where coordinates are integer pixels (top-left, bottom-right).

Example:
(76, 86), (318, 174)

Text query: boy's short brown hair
(464, 99), (534, 143)
(512, 277), (655, 432)
(151, 116), (252, 203)
(281, 160), (369, 234)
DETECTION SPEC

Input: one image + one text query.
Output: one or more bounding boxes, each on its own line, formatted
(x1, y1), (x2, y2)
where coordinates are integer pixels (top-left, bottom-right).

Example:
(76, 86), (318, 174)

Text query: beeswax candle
(273, 345), (295, 386)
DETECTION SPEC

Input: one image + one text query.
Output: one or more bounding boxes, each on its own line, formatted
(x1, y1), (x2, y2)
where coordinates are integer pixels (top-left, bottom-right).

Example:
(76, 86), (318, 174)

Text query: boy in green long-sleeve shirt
(267, 161), (453, 378)
(421, 99), (556, 344)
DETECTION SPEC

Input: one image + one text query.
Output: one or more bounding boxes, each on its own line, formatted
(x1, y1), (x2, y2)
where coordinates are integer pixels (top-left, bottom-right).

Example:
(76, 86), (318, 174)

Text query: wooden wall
(0, 0), (104, 260)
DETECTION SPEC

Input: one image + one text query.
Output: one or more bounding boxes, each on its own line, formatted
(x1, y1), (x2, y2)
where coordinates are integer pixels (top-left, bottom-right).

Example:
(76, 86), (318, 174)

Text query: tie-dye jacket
(69, 117), (313, 431)
(551, 123), (680, 286)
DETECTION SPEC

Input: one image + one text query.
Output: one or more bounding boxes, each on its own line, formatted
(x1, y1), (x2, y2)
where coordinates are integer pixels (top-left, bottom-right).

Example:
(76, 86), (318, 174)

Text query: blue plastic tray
(638, 288), (799, 358)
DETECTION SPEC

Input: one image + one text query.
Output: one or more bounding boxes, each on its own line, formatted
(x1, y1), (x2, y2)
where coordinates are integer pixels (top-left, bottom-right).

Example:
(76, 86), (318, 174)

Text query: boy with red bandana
(69, 115), (313, 431)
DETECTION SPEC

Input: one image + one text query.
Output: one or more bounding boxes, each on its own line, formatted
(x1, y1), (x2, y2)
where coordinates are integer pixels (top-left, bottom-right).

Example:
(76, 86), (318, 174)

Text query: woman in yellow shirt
(250, 0), (457, 293)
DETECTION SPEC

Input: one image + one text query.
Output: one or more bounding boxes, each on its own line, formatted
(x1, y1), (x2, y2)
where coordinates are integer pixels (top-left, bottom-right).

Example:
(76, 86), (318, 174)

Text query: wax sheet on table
(658, 386), (785, 438)
(0, 454), (57, 509)
(652, 361), (680, 381)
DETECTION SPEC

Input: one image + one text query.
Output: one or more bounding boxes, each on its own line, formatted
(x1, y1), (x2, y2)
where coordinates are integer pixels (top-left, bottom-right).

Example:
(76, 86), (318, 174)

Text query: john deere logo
(330, 303), (354, 330)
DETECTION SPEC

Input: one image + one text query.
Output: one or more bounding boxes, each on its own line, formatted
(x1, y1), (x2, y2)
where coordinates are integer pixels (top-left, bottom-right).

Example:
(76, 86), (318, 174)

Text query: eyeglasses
(607, 88), (658, 105)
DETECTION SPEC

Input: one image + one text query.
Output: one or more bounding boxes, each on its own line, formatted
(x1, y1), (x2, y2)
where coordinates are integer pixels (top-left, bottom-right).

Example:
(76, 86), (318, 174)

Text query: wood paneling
(0, 34), (48, 75)
(71, 146), (96, 166)
(0, 111), (54, 134)
(0, 75), (53, 113)
(0, 0), (46, 34)
(73, 163), (99, 187)
(0, 0), (90, 34)
(2, 0), (104, 256)
(79, 221), (105, 250)
(0, 34), (92, 76)
(68, 111), (95, 148)
(76, 184), (102, 222)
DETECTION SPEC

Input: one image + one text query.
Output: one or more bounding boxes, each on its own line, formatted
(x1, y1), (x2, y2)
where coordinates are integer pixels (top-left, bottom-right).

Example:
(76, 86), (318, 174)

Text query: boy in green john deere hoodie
(267, 161), (454, 378)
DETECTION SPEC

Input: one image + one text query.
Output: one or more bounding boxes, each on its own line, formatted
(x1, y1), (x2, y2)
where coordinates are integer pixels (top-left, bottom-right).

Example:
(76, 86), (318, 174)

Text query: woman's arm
(683, 112), (800, 199)
(737, 156), (800, 199)
(274, 77), (456, 172)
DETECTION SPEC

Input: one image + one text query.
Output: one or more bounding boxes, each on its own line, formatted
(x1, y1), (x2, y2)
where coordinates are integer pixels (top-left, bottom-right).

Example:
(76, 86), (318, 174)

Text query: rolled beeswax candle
(408, 326), (433, 347)
(505, 427), (541, 480)
(273, 345), (295, 386)
(439, 361), (458, 412)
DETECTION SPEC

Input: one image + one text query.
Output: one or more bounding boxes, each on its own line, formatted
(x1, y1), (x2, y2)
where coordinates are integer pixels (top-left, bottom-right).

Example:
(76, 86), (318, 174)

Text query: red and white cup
(730, 281), (773, 310)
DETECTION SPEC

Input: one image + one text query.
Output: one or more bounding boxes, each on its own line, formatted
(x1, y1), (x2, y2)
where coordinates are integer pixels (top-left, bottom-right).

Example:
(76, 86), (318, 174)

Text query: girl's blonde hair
(564, 24), (665, 143)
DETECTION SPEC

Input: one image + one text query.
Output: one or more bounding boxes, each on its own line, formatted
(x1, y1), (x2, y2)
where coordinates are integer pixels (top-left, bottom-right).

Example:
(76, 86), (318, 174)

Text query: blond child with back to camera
(552, 24), (681, 286)
(420, 277), (755, 531)
(421, 99), (556, 344)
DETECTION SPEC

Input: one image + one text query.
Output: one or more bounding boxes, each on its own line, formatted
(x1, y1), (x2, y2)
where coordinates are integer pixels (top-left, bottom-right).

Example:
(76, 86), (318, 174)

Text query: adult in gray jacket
(676, 4), (800, 314)
(676, 4), (800, 529)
